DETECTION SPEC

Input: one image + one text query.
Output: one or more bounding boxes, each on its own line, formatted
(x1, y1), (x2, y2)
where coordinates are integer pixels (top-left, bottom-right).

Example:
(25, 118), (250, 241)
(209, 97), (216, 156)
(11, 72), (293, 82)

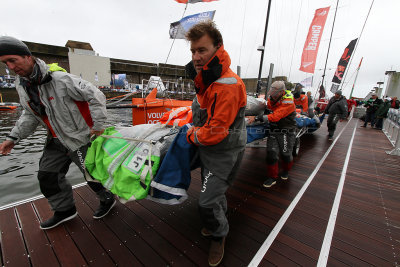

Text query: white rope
(98, 134), (156, 144)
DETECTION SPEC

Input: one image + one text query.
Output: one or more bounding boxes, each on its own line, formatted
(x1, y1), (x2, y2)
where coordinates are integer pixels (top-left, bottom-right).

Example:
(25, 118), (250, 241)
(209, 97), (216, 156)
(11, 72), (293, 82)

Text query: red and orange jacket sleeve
(187, 82), (246, 146)
(267, 99), (296, 122)
(294, 95), (308, 111)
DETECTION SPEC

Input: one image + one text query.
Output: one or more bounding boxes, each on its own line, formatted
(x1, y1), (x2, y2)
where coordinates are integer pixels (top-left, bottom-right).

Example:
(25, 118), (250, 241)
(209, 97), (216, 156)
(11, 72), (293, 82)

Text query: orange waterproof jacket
(185, 46), (247, 179)
(186, 46), (247, 146)
(267, 90), (297, 129)
(294, 94), (308, 112)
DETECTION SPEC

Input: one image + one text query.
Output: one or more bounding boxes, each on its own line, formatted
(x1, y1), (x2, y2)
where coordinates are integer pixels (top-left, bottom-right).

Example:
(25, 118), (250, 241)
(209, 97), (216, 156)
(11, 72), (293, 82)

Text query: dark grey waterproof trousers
(38, 136), (109, 212)
(198, 150), (244, 238)
(327, 114), (340, 136)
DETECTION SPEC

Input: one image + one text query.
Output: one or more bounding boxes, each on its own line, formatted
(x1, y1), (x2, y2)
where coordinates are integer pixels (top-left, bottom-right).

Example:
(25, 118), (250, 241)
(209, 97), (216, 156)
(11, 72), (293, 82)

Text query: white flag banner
(169, 11), (215, 39)
(300, 76), (313, 88)
(330, 83), (340, 94)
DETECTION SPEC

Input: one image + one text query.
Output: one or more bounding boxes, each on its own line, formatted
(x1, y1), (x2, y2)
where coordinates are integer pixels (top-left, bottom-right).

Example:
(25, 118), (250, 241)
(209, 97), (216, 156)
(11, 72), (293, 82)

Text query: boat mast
(321, 0), (339, 89)
(340, 0), (374, 92)
(256, 0), (272, 96)
(349, 57), (363, 98)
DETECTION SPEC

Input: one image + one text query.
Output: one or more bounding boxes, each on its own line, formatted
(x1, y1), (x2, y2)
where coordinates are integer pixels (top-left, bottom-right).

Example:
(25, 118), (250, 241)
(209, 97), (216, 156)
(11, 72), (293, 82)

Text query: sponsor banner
(332, 38), (358, 84)
(169, 10), (215, 39)
(330, 83), (340, 94)
(175, 0), (217, 3)
(299, 6), (330, 73)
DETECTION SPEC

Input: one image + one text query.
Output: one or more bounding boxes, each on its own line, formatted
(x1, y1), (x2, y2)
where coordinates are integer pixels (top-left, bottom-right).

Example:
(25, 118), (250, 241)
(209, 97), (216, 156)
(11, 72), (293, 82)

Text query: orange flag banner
(299, 6), (330, 73)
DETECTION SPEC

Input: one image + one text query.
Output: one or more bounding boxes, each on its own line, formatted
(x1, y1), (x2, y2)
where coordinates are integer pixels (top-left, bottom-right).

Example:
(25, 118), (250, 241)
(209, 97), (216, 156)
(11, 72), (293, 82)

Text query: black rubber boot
(40, 206), (77, 230)
(93, 190), (116, 219)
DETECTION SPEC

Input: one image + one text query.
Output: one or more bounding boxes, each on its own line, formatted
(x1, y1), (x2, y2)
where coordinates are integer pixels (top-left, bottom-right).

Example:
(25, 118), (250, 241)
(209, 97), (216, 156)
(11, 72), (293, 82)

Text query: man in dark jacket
(375, 97), (392, 130)
(361, 92), (383, 127)
(325, 90), (348, 140)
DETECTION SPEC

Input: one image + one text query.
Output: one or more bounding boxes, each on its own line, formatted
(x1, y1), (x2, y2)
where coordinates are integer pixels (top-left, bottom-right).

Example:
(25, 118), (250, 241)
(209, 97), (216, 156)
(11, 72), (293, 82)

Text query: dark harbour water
(0, 106), (133, 207)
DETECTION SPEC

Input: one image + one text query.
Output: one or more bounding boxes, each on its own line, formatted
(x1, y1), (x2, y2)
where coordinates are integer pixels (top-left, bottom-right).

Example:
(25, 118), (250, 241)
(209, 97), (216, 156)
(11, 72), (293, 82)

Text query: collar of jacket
(185, 45), (231, 95)
(20, 58), (52, 86)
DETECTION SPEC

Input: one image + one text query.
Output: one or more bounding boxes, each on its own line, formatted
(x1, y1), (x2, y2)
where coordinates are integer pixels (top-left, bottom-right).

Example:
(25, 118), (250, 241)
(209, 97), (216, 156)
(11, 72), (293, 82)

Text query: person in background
(0, 36), (116, 230)
(306, 91), (313, 108)
(249, 81), (296, 188)
(375, 97), (392, 130)
(293, 83), (308, 114)
(361, 92), (382, 128)
(390, 96), (399, 109)
(346, 97), (357, 117)
(324, 90), (348, 140)
(185, 21), (247, 266)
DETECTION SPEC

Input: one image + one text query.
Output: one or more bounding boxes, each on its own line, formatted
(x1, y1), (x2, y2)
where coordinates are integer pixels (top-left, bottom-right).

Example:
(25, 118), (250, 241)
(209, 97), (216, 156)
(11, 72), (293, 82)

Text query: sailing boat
(0, 92), (19, 110)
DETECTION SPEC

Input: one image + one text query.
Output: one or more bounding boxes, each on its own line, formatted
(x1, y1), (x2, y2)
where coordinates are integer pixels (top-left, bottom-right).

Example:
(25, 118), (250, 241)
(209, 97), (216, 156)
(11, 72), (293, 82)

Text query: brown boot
(208, 237), (225, 266)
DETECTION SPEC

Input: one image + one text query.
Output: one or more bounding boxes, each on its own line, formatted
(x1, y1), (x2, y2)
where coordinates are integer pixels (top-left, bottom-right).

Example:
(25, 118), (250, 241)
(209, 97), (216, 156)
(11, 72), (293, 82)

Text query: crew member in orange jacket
(253, 81), (297, 188)
(185, 21), (247, 266)
(293, 83), (308, 113)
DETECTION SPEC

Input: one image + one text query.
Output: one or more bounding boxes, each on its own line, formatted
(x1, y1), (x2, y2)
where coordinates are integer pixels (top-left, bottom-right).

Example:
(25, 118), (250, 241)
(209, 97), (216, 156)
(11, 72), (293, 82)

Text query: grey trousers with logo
(198, 150), (244, 238)
(38, 136), (109, 212)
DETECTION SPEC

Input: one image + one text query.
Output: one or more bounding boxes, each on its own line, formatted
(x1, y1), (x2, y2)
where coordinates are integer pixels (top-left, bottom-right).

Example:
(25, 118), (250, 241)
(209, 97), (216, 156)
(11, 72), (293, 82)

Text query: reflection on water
(0, 107), (133, 207)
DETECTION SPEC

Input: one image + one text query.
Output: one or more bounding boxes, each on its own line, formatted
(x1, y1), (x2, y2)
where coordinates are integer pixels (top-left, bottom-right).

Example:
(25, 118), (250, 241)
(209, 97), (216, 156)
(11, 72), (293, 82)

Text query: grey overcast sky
(1, 0), (398, 98)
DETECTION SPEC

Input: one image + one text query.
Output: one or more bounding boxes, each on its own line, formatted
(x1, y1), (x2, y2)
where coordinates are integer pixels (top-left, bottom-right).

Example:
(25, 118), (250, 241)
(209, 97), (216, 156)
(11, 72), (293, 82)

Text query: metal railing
(383, 108), (400, 156)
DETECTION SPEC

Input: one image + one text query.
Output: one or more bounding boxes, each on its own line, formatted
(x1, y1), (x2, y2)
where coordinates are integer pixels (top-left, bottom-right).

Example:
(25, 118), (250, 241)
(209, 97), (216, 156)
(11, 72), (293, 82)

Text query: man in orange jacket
(293, 83), (308, 114)
(185, 21), (247, 266)
(251, 81), (297, 187)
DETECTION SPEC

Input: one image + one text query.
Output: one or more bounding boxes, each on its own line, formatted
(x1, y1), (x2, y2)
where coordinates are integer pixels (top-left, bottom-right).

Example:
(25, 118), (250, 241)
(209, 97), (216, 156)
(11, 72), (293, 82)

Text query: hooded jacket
(186, 46), (247, 178)
(325, 95), (348, 119)
(7, 58), (107, 151)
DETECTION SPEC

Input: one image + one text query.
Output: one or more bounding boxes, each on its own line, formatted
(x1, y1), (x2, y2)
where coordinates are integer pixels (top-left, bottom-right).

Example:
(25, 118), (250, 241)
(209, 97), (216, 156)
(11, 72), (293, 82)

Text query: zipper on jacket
(63, 98), (79, 131)
(207, 93), (217, 125)
(37, 85), (63, 139)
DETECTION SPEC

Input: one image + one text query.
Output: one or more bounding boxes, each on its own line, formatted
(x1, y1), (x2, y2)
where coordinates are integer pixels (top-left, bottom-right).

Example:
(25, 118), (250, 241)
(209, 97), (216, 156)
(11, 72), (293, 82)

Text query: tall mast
(349, 57), (363, 98)
(321, 0), (340, 87)
(256, 0), (272, 96)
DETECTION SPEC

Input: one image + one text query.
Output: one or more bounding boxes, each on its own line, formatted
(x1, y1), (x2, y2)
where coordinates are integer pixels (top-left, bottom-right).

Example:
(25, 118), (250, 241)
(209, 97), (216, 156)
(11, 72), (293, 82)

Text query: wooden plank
(271, 240), (316, 266)
(15, 203), (59, 266)
(0, 208), (30, 267)
(333, 225), (394, 263)
(114, 202), (195, 266)
(33, 198), (87, 266)
(126, 200), (207, 265)
(263, 248), (299, 267)
(275, 233), (320, 261)
(75, 186), (166, 266)
(139, 199), (246, 266)
(72, 191), (142, 267)
(330, 237), (393, 266)
(61, 206), (116, 266)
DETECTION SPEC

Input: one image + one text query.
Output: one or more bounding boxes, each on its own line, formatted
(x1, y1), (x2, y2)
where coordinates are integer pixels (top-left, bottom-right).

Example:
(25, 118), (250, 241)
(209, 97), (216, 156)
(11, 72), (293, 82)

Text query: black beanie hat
(0, 36), (31, 56)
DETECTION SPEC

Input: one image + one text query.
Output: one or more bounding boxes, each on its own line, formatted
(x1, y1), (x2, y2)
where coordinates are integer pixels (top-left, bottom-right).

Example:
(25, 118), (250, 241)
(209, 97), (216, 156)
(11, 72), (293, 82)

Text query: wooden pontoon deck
(1, 117), (399, 266)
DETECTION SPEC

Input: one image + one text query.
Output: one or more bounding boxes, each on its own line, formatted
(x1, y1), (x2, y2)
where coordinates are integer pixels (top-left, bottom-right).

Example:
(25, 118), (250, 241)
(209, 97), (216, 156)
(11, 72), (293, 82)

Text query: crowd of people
(361, 93), (399, 129)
